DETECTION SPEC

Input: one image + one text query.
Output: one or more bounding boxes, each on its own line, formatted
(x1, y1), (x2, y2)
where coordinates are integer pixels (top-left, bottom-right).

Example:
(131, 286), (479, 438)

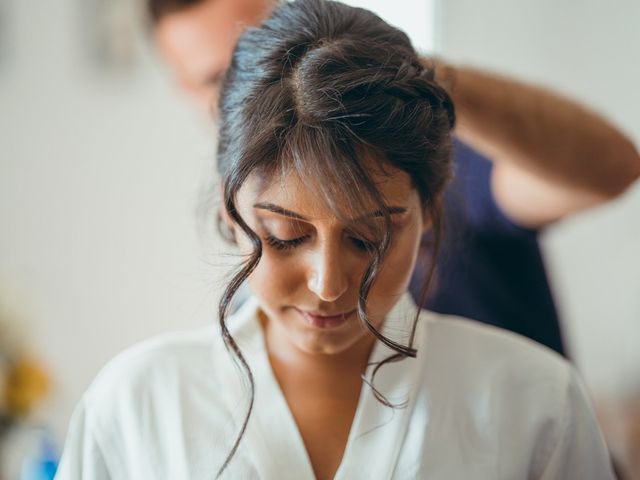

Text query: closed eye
(264, 233), (310, 251)
(264, 233), (379, 252)
(350, 236), (377, 252)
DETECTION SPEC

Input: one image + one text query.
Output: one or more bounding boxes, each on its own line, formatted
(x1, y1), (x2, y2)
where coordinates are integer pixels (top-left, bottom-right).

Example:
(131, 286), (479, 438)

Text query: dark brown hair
(147, 0), (205, 24)
(215, 0), (454, 475)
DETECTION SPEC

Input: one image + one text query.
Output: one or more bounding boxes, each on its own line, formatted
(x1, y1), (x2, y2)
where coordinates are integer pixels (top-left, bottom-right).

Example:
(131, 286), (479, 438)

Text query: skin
(229, 162), (429, 480)
(154, 0), (273, 114)
(442, 65), (640, 227)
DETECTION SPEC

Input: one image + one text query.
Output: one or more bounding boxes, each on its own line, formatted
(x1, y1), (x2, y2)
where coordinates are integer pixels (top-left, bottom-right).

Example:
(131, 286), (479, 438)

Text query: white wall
(0, 0), (230, 443)
(437, 0), (640, 395)
(343, 0), (436, 52)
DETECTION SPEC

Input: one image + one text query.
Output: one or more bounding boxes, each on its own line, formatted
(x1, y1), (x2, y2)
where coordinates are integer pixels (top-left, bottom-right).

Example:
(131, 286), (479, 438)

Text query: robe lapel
(334, 293), (426, 480)
(221, 293), (425, 480)
(225, 298), (316, 479)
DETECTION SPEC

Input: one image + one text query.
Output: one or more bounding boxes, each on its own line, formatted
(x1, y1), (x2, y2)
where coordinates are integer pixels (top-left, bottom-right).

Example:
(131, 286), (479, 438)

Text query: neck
(260, 310), (376, 387)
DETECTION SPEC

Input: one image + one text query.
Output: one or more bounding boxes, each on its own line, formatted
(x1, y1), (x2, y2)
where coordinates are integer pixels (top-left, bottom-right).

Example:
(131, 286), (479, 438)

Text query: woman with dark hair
(56, 1), (614, 479)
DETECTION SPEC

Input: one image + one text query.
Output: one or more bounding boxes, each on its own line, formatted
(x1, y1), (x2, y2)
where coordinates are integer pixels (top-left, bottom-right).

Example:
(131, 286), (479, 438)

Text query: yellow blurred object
(3, 357), (50, 419)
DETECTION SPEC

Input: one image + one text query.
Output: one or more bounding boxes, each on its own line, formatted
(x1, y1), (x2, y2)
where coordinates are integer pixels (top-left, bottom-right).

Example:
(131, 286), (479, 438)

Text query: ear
(421, 195), (442, 234)
(421, 214), (433, 234)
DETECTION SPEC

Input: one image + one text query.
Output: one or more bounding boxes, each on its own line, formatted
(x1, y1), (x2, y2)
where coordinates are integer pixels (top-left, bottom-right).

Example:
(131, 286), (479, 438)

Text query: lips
(295, 308), (356, 329)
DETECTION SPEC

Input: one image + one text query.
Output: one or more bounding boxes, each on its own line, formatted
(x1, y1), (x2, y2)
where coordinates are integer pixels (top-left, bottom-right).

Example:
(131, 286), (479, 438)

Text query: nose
(306, 240), (350, 302)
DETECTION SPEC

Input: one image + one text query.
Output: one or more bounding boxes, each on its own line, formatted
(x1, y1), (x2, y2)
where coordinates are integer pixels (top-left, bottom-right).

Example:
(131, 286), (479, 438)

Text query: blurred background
(0, 0), (638, 478)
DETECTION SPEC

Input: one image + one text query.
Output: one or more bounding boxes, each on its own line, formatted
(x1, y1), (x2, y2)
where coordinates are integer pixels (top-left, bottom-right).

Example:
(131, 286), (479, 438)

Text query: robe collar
(221, 292), (426, 479)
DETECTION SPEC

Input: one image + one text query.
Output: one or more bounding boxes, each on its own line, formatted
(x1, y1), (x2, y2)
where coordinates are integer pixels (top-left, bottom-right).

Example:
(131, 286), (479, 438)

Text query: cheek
(233, 226), (305, 305)
(372, 225), (422, 296)
(246, 251), (304, 306)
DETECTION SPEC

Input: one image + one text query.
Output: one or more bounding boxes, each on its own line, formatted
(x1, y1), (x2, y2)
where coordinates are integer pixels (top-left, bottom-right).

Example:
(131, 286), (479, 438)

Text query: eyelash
(264, 234), (310, 251)
(264, 233), (375, 252)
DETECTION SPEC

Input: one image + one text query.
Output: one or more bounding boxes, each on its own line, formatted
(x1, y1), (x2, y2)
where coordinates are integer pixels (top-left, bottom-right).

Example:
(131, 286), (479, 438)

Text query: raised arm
(431, 60), (640, 228)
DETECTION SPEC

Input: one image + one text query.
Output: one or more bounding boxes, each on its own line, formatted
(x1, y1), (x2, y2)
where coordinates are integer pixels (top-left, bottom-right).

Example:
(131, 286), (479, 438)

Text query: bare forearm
(440, 63), (640, 197)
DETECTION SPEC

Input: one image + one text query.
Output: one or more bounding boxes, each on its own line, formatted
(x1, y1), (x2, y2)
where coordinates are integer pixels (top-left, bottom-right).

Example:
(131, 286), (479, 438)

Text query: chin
(299, 340), (349, 355)
(292, 328), (366, 356)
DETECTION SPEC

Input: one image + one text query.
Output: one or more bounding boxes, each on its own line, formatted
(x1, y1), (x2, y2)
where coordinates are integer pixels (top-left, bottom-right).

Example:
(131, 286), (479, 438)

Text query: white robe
(55, 294), (614, 479)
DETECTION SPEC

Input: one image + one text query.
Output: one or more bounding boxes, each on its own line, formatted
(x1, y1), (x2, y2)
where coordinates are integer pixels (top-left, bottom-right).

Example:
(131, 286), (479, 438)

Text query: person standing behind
(149, 0), (640, 357)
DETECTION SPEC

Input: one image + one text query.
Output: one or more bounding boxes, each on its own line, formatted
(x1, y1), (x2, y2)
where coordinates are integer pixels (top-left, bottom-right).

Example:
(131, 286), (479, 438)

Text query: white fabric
(55, 294), (614, 479)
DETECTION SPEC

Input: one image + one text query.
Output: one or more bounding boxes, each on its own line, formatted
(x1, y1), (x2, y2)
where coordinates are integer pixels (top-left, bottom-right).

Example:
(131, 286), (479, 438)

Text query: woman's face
(231, 161), (429, 356)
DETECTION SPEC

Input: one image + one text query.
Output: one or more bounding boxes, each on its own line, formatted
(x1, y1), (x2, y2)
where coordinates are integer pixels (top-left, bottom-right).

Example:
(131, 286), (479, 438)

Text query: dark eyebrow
(253, 202), (408, 221)
(363, 206), (408, 219)
(205, 71), (224, 86)
(253, 202), (309, 220)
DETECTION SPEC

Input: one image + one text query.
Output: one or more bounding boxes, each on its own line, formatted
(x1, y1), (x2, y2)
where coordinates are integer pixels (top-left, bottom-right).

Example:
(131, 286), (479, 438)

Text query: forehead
(238, 162), (419, 222)
(154, 0), (268, 81)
